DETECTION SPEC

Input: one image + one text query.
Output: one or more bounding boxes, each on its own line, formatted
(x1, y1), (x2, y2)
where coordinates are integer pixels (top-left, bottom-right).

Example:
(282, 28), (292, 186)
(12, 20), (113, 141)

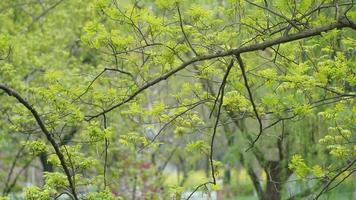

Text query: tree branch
(75, 67), (133, 101)
(314, 158), (356, 199)
(26, 0), (65, 30)
(0, 83), (79, 200)
(177, 3), (199, 56)
(86, 19), (355, 120)
(210, 59), (234, 184)
(235, 54), (263, 151)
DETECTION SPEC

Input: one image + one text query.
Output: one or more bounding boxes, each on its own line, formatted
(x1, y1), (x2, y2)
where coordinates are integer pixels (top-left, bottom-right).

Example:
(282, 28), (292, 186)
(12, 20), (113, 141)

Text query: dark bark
(39, 152), (54, 172)
(0, 84), (79, 200)
(263, 161), (282, 200)
(39, 127), (77, 172)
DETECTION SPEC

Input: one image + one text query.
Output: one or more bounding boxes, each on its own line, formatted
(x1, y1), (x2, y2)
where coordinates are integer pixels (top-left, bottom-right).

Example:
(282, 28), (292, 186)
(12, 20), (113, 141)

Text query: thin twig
(103, 113), (109, 188)
(26, 0), (65, 30)
(210, 59), (234, 184)
(74, 67), (133, 101)
(177, 3), (198, 56)
(139, 100), (208, 151)
(235, 54), (263, 151)
(314, 158), (356, 199)
(209, 61), (234, 118)
(2, 134), (30, 195)
(245, 0), (301, 31)
(186, 181), (214, 200)
(86, 19), (356, 120)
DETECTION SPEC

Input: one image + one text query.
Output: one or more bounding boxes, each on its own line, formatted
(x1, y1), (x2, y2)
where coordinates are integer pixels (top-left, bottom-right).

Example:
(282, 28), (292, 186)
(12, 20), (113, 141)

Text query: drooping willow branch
(86, 19), (356, 120)
(0, 84), (79, 200)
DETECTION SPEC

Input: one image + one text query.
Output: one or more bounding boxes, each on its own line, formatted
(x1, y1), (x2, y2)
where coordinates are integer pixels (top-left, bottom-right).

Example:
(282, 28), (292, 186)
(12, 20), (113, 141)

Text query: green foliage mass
(0, 0), (355, 200)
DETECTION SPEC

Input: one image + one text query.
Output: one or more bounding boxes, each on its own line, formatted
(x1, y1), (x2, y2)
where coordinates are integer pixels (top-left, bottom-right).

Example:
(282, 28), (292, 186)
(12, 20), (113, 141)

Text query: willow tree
(0, 0), (355, 200)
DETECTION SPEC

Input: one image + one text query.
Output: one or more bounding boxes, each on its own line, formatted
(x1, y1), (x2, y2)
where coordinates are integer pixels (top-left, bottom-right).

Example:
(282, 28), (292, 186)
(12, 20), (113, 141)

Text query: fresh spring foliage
(0, 0), (355, 200)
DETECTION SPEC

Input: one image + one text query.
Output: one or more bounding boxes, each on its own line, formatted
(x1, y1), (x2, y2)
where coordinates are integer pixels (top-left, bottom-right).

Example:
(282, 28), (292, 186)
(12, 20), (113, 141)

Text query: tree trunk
(263, 161), (282, 200)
